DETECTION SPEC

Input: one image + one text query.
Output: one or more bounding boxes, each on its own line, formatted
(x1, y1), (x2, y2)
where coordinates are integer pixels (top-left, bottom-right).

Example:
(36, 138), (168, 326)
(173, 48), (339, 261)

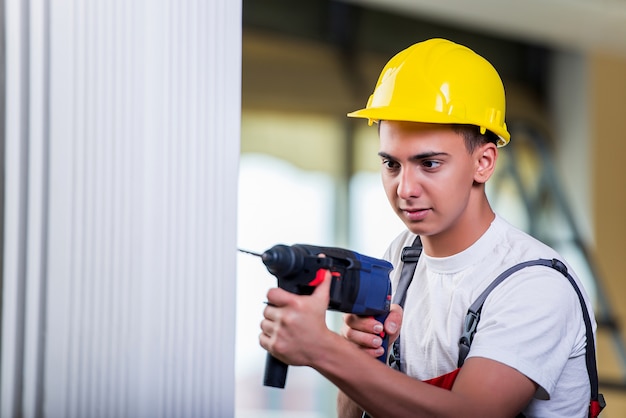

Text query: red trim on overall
(423, 368), (461, 390)
(424, 369), (605, 418)
(590, 397), (606, 418)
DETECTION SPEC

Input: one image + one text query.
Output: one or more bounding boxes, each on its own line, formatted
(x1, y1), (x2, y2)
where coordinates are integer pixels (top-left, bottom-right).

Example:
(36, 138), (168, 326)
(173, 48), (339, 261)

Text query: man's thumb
(311, 268), (332, 300)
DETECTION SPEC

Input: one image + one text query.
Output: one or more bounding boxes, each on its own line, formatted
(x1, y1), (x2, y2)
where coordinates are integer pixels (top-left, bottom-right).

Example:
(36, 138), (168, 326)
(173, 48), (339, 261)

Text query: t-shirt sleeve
(465, 265), (586, 399)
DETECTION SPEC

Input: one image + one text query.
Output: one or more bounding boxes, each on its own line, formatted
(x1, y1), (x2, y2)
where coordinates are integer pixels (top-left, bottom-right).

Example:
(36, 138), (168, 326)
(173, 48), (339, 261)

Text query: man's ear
(474, 143), (498, 184)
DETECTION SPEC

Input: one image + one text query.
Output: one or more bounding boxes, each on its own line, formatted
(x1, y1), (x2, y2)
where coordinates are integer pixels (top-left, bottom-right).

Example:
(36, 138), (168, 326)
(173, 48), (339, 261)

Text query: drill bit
(238, 248), (262, 257)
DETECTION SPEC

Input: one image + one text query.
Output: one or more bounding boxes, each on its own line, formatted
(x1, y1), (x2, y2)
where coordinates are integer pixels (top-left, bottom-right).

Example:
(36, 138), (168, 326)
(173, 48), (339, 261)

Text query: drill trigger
(308, 268), (329, 286)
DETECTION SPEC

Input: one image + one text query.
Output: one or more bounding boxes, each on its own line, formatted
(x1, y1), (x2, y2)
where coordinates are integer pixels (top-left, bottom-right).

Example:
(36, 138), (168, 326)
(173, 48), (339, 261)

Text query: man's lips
(401, 208), (430, 221)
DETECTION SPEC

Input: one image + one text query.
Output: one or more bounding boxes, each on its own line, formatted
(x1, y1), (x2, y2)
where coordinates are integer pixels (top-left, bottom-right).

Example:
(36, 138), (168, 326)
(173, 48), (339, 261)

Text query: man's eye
(382, 160), (399, 170)
(423, 160), (441, 169)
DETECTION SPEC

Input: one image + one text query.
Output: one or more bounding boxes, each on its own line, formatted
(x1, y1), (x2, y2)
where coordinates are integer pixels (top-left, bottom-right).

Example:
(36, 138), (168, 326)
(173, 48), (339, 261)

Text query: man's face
(378, 121), (482, 238)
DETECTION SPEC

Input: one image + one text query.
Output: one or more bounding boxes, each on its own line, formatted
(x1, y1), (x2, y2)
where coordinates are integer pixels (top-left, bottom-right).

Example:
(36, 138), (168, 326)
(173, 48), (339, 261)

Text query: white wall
(2, 0), (241, 417)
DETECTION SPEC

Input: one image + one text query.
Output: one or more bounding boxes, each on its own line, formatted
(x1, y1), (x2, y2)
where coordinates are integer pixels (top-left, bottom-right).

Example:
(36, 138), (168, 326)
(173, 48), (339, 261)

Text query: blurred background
(1, 0), (625, 417)
(237, 0), (626, 417)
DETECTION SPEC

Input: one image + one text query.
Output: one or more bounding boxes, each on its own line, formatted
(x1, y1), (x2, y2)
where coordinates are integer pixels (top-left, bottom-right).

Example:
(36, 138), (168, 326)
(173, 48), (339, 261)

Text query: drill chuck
(261, 245), (304, 277)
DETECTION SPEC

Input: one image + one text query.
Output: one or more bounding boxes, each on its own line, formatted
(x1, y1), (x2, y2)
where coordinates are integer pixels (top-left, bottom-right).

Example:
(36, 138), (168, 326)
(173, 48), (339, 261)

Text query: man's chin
(403, 221), (430, 237)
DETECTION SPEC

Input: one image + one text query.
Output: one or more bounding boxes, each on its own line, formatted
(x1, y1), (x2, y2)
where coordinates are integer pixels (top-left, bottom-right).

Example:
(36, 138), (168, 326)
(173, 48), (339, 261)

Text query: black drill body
(256, 243), (394, 388)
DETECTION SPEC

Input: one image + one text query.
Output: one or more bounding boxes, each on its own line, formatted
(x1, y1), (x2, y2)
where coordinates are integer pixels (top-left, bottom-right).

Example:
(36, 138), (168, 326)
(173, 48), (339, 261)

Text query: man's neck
(421, 202), (495, 258)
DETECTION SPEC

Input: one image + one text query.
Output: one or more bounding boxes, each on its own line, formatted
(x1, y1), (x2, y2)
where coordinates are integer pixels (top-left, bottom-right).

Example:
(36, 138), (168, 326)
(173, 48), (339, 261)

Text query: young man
(259, 38), (600, 417)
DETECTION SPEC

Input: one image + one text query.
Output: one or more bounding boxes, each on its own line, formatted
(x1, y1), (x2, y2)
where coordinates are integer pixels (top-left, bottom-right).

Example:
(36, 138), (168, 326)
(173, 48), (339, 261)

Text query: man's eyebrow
(377, 151), (449, 160)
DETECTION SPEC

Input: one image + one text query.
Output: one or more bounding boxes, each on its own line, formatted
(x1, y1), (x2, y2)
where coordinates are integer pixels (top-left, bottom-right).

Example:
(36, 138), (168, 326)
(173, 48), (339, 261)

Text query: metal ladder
(489, 120), (626, 392)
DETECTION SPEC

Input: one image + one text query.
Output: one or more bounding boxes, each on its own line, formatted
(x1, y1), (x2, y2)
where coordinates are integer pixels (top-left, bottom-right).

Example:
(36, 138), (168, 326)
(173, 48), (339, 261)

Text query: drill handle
(263, 353), (289, 388)
(373, 312), (390, 364)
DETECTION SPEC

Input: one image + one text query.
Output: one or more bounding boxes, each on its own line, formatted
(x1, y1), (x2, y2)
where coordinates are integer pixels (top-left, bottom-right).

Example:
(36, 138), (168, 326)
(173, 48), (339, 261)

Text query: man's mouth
(401, 208), (430, 221)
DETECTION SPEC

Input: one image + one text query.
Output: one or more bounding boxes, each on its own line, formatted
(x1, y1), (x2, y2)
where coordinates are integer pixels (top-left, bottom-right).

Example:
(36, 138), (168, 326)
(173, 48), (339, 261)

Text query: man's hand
(341, 303), (403, 358)
(259, 269), (334, 366)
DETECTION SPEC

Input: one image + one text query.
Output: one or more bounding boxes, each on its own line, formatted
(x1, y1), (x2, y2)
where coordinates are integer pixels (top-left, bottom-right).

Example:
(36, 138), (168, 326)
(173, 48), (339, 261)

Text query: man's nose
(397, 168), (421, 199)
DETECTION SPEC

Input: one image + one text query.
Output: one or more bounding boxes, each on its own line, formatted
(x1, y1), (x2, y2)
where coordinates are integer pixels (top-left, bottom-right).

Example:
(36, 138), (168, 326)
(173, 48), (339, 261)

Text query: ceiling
(242, 0), (558, 121)
(340, 0), (626, 57)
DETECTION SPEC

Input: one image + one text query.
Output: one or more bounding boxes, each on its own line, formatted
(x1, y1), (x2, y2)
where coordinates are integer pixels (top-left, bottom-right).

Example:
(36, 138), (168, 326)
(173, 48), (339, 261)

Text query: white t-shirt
(383, 215), (595, 417)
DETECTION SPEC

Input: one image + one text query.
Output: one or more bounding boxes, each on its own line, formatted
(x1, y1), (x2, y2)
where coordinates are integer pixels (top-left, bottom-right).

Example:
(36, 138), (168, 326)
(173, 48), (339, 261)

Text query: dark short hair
(451, 124), (499, 153)
(377, 121), (499, 153)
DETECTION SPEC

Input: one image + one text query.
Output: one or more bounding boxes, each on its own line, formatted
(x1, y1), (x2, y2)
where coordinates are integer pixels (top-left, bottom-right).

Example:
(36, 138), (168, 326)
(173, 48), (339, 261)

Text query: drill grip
(374, 311), (390, 364)
(264, 353), (289, 388)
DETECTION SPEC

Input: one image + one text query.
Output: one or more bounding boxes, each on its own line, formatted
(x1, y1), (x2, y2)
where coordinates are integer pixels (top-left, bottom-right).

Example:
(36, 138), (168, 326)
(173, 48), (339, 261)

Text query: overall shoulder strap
(457, 258), (605, 416)
(393, 235), (423, 308)
(389, 235), (422, 373)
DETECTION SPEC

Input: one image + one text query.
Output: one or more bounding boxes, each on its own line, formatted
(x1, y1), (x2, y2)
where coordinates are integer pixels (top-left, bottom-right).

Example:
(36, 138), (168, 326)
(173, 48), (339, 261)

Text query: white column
(549, 50), (592, 244)
(2, 0), (241, 417)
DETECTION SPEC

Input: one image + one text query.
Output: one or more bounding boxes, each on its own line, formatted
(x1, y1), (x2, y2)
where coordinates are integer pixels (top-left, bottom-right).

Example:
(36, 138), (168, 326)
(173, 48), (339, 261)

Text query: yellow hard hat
(348, 38), (510, 146)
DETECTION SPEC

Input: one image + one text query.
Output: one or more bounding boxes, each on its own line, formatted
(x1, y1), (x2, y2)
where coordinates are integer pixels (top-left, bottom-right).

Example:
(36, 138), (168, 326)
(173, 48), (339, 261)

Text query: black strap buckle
(401, 246), (422, 262)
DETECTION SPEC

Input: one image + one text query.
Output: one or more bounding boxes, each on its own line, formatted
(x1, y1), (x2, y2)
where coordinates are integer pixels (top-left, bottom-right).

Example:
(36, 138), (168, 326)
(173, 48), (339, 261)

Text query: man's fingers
(343, 323), (384, 347)
(343, 313), (383, 334)
(385, 304), (403, 341)
(266, 286), (292, 307)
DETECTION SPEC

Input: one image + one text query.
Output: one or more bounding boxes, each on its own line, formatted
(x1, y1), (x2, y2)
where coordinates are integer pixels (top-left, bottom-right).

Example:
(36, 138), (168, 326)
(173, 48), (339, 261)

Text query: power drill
(240, 244), (394, 388)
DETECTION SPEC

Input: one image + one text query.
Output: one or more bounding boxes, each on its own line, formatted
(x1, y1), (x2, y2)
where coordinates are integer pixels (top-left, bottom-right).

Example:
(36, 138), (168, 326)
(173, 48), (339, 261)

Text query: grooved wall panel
(2, 1), (241, 417)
